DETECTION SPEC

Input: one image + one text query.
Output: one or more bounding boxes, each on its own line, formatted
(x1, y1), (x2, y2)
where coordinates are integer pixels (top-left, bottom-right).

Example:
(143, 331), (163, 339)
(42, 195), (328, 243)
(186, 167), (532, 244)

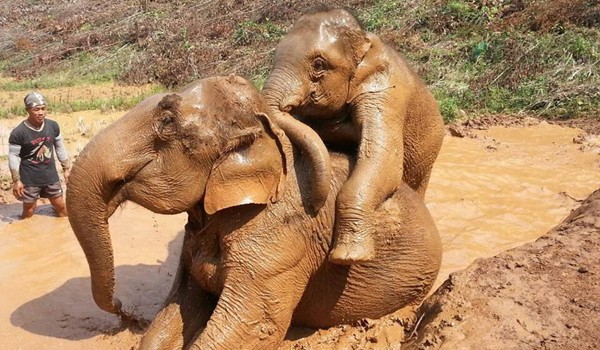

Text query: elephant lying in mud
(66, 76), (442, 350)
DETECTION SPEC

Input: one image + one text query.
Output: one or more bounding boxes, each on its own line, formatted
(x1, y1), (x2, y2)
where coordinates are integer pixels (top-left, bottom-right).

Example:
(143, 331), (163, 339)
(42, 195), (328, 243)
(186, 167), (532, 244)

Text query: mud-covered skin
(68, 75), (284, 320)
(149, 150), (441, 350)
(261, 8), (445, 264)
(67, 76), (441, 350)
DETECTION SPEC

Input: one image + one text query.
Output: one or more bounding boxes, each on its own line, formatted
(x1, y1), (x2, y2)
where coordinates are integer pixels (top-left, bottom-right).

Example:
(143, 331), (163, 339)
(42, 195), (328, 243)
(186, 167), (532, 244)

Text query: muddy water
(0, 120), (598, 349)
(427, 122), (600, 287)
(0, 203), (187, 349)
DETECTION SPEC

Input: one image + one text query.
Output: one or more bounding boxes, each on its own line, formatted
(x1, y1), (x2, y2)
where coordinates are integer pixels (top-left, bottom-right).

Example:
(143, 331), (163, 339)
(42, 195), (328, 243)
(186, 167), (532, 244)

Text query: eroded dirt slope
(406, 189), (600, 350)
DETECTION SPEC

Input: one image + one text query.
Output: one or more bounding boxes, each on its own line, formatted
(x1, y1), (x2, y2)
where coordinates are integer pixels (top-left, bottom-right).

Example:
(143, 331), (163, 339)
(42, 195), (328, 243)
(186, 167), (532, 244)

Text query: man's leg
(20, 185), (40, 219)
(49, 195), (68, 217)
(21, 201), (37, 219)
(42, 182), (68, 217)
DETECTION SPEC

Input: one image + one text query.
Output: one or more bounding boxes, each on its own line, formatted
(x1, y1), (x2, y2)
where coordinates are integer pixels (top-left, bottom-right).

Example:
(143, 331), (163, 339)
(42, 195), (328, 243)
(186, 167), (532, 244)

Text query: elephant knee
(140, 333), (184, 350)
(140, 303), (186, 350)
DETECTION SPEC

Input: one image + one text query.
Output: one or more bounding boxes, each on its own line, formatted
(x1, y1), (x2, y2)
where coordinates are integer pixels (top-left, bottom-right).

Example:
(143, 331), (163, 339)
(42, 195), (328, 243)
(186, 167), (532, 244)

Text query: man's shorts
(20, 182), (63, 203)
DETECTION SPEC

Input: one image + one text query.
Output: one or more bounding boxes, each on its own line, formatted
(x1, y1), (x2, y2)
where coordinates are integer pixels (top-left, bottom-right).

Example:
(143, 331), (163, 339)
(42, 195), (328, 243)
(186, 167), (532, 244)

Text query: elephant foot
(328, 233), (375, 265)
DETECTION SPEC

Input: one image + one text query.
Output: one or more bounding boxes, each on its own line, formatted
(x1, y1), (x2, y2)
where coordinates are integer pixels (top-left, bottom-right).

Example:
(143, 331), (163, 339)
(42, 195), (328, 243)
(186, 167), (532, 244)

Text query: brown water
(0, 121), (598, 349)
(0, 203), (187, 349)
(427, 122), (599, 287)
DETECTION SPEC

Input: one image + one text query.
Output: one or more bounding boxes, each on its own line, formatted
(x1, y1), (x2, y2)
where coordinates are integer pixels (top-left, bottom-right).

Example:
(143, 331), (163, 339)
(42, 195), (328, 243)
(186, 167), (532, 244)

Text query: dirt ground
(406, 188), (600, 350)
(0, 101), (599, 349)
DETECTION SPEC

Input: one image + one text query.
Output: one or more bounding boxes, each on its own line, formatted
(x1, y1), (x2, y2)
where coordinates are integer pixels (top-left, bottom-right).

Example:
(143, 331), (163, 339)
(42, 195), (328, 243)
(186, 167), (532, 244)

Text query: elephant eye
(312, 57), (327, 73)
(157, 112), (177, 139)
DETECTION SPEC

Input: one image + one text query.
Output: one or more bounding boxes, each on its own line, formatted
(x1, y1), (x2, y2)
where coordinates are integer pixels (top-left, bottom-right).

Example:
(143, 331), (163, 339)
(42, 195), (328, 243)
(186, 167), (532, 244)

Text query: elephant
(66, 75), (442, 350)
(261, 7), (445, 265)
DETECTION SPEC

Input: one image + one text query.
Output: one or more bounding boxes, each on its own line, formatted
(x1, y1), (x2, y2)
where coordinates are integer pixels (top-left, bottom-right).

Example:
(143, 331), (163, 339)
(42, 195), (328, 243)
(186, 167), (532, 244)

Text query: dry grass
(0, 0), (598, 121)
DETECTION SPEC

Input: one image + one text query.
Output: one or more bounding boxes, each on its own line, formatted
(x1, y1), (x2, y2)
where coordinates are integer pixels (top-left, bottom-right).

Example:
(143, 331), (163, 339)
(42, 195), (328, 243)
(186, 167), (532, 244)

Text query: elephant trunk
(262, 72), (332, 211)
(67, 117), (154, 319)
(278, 93), (304, 113)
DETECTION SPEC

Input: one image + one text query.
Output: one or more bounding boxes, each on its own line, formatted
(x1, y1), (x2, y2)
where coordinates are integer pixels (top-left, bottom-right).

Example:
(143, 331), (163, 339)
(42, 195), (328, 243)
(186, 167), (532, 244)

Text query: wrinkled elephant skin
(262, 8), (445, 264)
(67, 76), (442, 350)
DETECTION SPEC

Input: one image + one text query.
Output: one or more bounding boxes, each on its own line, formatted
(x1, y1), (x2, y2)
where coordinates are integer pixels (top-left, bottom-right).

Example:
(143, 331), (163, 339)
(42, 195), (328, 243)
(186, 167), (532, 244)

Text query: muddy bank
(407, 188), (600, 349)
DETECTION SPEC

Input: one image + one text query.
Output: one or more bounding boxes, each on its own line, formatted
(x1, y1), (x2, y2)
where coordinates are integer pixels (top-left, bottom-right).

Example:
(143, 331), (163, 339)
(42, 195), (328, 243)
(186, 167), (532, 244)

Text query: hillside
(0, 0), (599, 122)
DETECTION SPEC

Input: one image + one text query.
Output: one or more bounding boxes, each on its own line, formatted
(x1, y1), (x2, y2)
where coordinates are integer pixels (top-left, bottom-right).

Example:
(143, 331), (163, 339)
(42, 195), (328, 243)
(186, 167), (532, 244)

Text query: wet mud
(407, 188), (600, 350)
(0, 203), (186, 349)
(0, 112), (598, 348)
(428, 121), (599, 289)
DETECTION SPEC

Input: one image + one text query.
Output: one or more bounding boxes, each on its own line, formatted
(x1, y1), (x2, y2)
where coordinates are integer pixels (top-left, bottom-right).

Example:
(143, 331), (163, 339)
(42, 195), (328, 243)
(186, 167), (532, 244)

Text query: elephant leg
(140, 268), (217, 350)
(329, 97), (405, 265)
(414, 169), (431, 199)
(189, 270), (307, 350)
(404, 162), (432, 200)
(403, 119), (444, 199)
(188, 240), (311, 350)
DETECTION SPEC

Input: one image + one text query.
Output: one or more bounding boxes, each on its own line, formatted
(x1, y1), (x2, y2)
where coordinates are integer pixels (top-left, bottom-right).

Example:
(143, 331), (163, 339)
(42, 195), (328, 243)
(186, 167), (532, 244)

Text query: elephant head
(262, 8), (372, 121)
(261, 8), (379, 212)
(67, 75), (286, 318)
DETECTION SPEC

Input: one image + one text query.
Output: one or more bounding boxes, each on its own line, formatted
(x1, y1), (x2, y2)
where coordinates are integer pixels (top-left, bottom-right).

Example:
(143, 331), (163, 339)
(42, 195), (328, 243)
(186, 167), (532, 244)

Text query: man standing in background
(8, 92), (70, 218)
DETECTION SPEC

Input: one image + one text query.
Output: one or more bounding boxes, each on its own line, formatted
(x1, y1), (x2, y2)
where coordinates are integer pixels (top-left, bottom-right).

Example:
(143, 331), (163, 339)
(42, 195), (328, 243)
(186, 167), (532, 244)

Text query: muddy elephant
(66, 76), (442, 350)
(262, 7), (445, 264)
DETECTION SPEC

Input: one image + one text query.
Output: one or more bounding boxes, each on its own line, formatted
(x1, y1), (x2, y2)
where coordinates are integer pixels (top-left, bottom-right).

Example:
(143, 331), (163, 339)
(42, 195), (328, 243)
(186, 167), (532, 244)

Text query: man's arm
(8, 143), (24, 197)
(55, 133), (70, 169)
(54, 133), (71, 182)
(8, 143), (21, 182)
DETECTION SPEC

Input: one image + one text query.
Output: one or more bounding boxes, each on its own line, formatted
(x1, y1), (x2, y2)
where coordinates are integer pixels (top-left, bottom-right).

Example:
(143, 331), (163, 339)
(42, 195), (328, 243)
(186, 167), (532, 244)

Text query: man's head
(24, 91), (47, 109)
(24, 92), (47, 127)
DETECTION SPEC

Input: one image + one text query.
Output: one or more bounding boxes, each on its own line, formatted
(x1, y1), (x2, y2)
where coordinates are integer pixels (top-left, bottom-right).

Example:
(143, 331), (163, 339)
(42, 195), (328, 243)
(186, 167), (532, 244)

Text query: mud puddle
(0, 203), (187, 349)
(427, 122), (599, 288)
(0, 115), (598, 348)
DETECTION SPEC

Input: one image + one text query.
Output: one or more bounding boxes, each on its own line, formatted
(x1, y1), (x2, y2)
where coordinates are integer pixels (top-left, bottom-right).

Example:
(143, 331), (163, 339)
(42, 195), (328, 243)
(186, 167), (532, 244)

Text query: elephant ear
(346, 32), (388, 104)
(203, 113), (287, 215)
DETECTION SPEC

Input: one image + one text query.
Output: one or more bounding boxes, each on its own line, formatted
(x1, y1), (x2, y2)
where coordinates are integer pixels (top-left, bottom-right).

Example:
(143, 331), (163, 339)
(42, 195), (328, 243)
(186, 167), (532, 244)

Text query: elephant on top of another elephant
(262, 7), (445, 265)
(66, 75), (442, 350)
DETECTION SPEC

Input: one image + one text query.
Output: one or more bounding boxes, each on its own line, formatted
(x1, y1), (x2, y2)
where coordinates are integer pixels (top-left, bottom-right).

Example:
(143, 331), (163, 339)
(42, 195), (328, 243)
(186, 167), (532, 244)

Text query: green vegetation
(449, 28), (595, 120)
(434, 91), (462, 123)
(359, 0), (402, 32)
(0, 106), (26, 119)
(367, 0), (600, 122)
(233, 19), (285, 46)
(0, 45), (136, 90)
(0, 86), (163, 119)
(0, 0), (598, 123)
(250, 66), (272, 91)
